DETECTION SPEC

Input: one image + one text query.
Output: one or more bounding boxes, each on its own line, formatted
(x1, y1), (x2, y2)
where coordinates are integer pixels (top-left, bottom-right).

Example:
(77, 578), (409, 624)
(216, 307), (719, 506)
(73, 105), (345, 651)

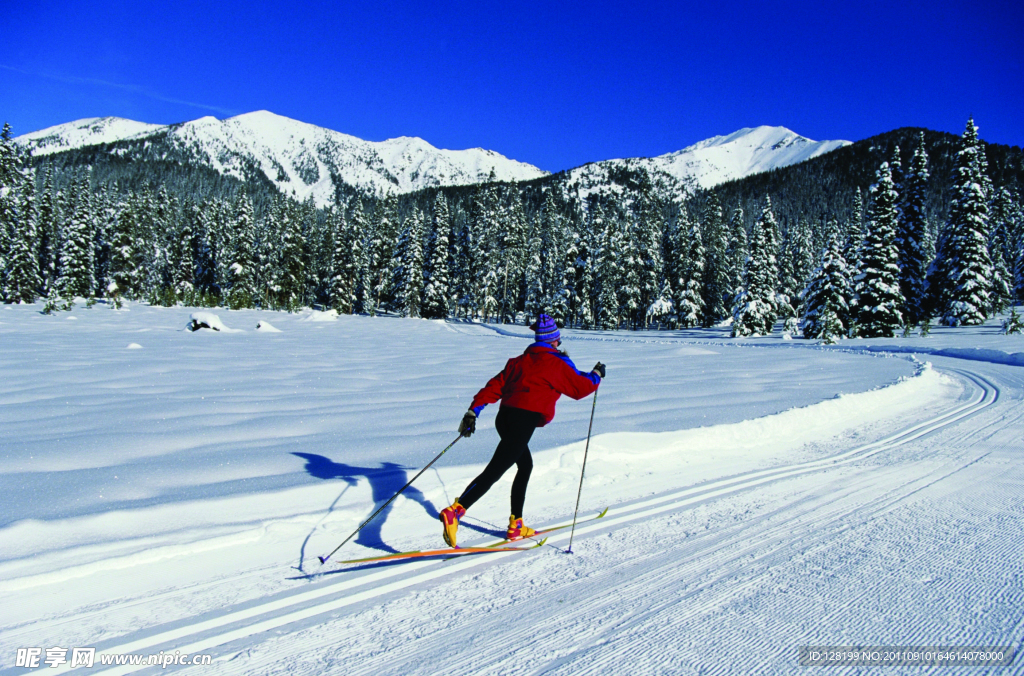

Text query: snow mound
(187, 312), (241, 333)
(255, 320), (282, 332)
(298, 309), (339, 322)
(126, 343), (142, 350)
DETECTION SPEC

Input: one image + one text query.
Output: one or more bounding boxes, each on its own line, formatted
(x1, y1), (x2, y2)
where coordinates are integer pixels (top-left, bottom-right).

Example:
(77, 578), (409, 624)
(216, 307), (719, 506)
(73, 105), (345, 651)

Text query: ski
(485, 506), (609, 548)
(334, 508), (607, 566)
(338, 538), (547, 565)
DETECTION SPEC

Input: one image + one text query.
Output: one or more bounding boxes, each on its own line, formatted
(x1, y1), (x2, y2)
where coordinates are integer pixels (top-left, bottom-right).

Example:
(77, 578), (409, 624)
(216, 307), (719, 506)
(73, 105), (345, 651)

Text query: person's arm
(551, 354), (601, 400)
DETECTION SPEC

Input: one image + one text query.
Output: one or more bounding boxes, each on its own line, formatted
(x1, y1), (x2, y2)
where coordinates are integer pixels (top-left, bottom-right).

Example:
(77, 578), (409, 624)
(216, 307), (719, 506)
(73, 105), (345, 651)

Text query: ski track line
(31, 367), (997, 676)
(272, 414), (1007, 676)
(349, 465), (947, 676)
(479, 431), (1010, 675)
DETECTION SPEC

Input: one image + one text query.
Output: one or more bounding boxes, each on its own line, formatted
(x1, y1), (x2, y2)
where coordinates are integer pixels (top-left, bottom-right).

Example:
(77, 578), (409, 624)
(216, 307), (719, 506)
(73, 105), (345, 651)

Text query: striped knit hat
(530, 314), (560, 344)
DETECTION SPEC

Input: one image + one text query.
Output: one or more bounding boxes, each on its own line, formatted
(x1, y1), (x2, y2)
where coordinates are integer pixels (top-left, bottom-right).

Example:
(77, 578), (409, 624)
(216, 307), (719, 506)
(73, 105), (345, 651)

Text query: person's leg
(458, 407), (540, 509)
(510, 448), (533, 518)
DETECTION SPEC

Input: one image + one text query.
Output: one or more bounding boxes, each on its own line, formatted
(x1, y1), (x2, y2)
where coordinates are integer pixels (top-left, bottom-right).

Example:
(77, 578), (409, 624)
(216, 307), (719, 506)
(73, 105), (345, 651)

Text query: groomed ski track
(22, 355), (1024, 676)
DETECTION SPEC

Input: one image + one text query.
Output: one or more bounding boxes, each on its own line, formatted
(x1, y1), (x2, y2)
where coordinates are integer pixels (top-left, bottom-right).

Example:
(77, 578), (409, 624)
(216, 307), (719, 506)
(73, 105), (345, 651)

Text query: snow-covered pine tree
(989, 245), (1013, 315)
(577, 221), (596, 329)
(324, 207), (350, 313)
(732, 199), (779, 337)
(789, 217), (815, 316)
(276, 200), (306, 310)
(5, 162), (41, 303)
(674, 218), (704, 328)
(1, 129), (41, 304)
(170, 200), (197, 302)
(498, 186), (528, 323)
(724, 207), (746, 303)
(897, 132), (930, 324)
(108, 195), (142, 301)
(802, 233), (852, 339)
(592, 201), (620, 329)
(343, 198), (367, 313)
(940, 117), (992, 326)
(473, 184), (501, 322)
(855, 162), (904, 337)
(35, 164), (58, 293)
(635, 185), (664, 324)
(58, 172), (96, 301)
(777, 229), (798, 319)
(226, 193), (257, 309)
(700, 192), (730, 327)
(524, 218), (545, 321)
(0, 122), (17, 301)
(618, 215), (644, 329)
(366, 194), (399, 316)
(92, 183), (118, 299)
(422, 193), (452, 319)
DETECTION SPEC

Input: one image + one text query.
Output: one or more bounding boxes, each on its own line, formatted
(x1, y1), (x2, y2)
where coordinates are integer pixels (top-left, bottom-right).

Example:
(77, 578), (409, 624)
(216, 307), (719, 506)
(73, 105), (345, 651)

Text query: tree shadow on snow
(293, 453), (441, 567)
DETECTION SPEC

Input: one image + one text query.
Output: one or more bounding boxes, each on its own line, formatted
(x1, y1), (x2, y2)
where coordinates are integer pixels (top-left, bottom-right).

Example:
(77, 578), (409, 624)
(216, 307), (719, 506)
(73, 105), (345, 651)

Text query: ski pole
(318, 434), (463, 565)
(566, 388), (598, 554)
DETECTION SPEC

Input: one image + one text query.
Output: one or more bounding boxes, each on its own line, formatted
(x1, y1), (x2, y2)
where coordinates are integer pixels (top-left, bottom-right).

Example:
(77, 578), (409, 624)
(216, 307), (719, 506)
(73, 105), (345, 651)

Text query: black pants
(458, 406), (544, 518)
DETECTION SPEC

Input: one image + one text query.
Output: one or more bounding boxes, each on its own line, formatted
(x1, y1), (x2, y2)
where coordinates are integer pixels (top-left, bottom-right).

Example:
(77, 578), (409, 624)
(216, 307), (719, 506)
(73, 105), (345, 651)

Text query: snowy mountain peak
(564, 125), (849, 200)
(15, 112), (549, 206)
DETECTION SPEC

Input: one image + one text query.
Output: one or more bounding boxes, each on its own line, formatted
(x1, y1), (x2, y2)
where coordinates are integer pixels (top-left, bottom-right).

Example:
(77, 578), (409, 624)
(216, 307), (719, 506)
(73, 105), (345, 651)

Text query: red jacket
(470, 343), (600, 426)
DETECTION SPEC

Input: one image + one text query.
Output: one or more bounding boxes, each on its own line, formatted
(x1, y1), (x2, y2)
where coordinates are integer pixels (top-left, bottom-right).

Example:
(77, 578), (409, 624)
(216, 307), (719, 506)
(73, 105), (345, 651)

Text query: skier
(440, 314), (605, 546)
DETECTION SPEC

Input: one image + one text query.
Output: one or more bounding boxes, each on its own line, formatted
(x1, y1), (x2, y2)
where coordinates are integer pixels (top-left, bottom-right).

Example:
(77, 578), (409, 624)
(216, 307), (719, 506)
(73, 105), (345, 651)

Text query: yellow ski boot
(506, 515), (536, 541)
(440, 501), (466, 547)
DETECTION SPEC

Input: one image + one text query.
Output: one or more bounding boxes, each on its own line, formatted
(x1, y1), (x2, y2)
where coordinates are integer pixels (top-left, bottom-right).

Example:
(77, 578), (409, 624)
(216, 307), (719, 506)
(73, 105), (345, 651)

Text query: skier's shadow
(293, 453), (440, 556)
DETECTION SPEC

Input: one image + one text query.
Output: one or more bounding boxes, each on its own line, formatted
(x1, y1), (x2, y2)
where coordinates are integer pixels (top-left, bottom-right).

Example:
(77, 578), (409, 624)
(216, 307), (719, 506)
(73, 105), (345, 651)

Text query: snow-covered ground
(1, 303), (1022, 674)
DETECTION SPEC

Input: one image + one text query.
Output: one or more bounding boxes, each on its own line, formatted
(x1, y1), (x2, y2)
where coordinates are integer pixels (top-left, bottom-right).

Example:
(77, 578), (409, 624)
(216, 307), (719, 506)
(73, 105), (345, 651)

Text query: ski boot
(440, 501), (466, 547)
(506, 515), (536, 541)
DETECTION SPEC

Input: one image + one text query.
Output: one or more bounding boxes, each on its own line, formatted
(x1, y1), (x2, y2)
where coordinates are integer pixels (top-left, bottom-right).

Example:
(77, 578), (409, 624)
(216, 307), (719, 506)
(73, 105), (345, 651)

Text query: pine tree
(674, 218), (704, 328)
(897, 133), (931, 324)
(724, 207), (747, 302)
(593, 202), (620, 329)
(171, 200), (198, 302)
(0, 122), (17, 301)
(326, 206), (354, 313)
(635, 185), (664, 324)
(499, 187), (528, 323)
(58, 172), (95, 300)
(109, 196), (145, 301)
(275, 201), (306, 310)
(855, 162), (904, 337)
(36, 164), (59, 293)
(802, 233), (853, 339)
(225, 193), (257, 309)
(732, 199), (779, 337)
(422, 193), (452, 319)
(700, 192), (730, 326)
(941, 118), (992, 326)
(619, 216), (644, 329)
(5, 161), (41, 303)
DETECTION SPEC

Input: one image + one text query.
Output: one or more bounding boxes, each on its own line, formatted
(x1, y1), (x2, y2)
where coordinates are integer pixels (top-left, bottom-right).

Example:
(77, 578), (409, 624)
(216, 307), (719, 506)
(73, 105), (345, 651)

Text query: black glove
(459, 410), (477, 437)
(592, 362), (606, 379)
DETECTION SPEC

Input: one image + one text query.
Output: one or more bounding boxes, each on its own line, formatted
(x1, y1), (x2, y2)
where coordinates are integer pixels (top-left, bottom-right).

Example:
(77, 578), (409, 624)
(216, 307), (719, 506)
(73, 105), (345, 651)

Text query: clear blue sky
(2, 0), (1021, 172)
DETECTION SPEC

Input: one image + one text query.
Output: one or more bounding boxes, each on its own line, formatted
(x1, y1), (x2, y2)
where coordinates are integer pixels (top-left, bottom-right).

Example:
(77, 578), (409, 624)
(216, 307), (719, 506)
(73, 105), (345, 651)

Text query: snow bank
(533, 363), (955, 499)
(187, 312), (241, 333)
(297, 309), (339, 322)
(255, 320), (282, 332)
(848, 344), (1024, 368)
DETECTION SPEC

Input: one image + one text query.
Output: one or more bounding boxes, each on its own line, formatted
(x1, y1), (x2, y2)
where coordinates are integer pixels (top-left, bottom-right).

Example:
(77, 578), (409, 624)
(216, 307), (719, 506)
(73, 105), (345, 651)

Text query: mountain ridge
(16, 112), (850, 206)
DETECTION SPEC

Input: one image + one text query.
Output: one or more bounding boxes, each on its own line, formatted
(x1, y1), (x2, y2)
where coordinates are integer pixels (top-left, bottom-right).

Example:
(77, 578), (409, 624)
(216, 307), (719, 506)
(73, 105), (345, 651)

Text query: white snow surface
(1, 304), (1023, 674)
(15, 111), (548, 206)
